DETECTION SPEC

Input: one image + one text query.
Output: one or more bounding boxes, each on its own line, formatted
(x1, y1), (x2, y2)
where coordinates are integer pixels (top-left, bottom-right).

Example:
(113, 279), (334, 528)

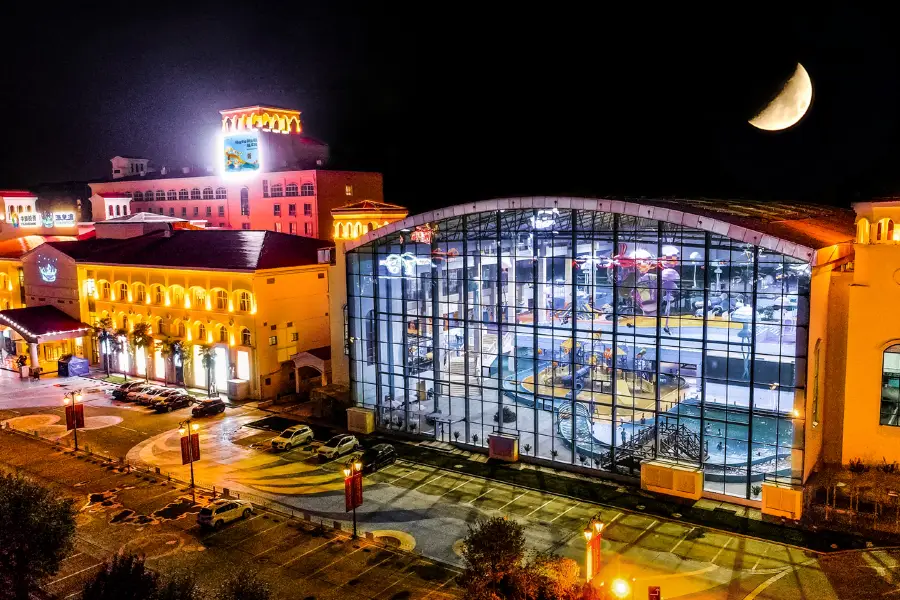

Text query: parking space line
(229, 522), (282, 548)
(525, 499), (553, 517)
(549, 502), (580, 522)
(669, 527), (694, 554)
(279, 537), (338, 567)
(465, 488), (494, 506)
(344, 553), (395, 582)
(498, 491), (526, 512)
(46, 562), (104, 586)
(305, 546), (363, 578)
(202, 514), (263, 540)
(438, 477), (473, 498)
(414, 474), (445, 490)
(61, 552), (83, 561)
(710, 538), (732, 563)
(422, 573), (458, 600)
(389, 469), (416, 484)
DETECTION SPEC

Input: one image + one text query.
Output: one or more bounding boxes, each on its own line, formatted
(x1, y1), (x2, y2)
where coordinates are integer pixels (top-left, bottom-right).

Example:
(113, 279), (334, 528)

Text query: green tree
(159, 338), (176, 386)
(461, 517), (526, 599)
(523, 552), (581, 600)
(215, 570), (271, 600)
(0, 473), (77, 600)
(113, 327), (129, 381)
(199, 345), (215, 397)
(93, 316), (115, 377)
(82, 552), (158, 600)
(155, 573), (199, 600)
(130, 323), (154, 382)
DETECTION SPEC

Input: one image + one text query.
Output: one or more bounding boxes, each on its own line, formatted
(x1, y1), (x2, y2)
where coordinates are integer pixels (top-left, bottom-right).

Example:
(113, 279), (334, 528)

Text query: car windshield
(199, 508), (213, 516)
(324, 436), (344, 447)
(280, 428), (297, 437)
(362, 449), (378, 462)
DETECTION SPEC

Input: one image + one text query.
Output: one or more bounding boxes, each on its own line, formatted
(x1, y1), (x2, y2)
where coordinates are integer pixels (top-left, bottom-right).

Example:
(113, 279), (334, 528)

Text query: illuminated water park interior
(346, 207), (809, 500)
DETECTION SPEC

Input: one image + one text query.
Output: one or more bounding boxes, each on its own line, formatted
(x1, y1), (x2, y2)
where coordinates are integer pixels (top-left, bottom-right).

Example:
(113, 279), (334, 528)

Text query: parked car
(145, 388), (187, 406)
(112, 381), (145, 400)
(197, 498), (253, 529)
(271, 425), (314, 451)
(191, 397), (226, 417)
(125, 385), (159, 402)
(153, 394), (193, 412)
(136, 387), (177, 406)
(316, 434), (360, 460)
(360, 443), (397, 474)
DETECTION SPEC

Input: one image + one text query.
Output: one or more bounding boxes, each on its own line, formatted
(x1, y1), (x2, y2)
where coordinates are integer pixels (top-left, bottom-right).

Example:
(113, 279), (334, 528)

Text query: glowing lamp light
(228, 300), (234, 312)
(343, 466), (352, 478)
(128, 293), (133, 302)
(179, 427), (186, 436)
(229, 334), (235, 346)
(610, 578), (631, 599)
(593, 520), (604, 533)
(63, 397), (70, 405)
(145, 295), (151, 305)
(207, 333), (213, 344)
(792, 409), (800, 418)
(205, 298), (211, 310)
(75, 393), (83, 402)
(354, 460), (362, 472)
(583, 528), (593, 541)
(187, 330), (193, 341)
(191, 423), (199, 432)
(185, 298), (191, 309)
(110, 292), (116, 301)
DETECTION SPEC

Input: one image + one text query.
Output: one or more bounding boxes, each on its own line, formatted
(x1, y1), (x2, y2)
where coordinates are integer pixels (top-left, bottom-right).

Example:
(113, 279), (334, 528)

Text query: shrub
(849, 458), (870, 474)
(453, 430), (461, 441)
(879, 458), (899, 474)
(493, 407), (517, 424)
(751, 484), (763, 497)
(523, 444), (532, 455)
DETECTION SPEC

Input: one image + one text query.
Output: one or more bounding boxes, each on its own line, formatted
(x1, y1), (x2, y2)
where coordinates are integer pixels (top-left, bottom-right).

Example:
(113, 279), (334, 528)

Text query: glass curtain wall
(347, 209), (809, 500)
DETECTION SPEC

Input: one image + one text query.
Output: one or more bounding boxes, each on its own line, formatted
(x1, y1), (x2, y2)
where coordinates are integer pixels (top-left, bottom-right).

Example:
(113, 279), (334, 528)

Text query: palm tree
(158, 338), (176, 386)
(92, 317), (114, 377)
(113, 328), (129, 381)
(199, 345), (215, 397)
(176, 341), (191, 388)
(129, 323), (153, 382)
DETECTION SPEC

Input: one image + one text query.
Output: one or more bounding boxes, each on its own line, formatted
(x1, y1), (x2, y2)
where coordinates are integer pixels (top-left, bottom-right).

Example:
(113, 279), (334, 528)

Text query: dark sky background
(3, 4), (899, 214)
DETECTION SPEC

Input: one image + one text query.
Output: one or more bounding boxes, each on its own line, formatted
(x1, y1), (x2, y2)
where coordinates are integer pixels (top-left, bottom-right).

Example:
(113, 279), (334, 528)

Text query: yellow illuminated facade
(220, 105), (302, 135)
(331, 200), (408, 240)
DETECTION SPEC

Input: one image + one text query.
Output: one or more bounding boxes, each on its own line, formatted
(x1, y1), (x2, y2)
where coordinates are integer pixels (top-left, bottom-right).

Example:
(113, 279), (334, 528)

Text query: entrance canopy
(0, 305), (91, 344)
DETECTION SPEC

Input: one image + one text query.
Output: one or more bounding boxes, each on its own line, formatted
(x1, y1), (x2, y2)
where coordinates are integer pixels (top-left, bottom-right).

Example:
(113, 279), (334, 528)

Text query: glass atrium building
(345, 199), (818, 500)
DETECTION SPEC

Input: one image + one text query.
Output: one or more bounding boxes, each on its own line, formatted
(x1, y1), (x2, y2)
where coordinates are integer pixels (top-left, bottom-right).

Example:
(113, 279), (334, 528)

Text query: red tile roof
(0, 190), (36, 198)
(0, 305), (90, 341)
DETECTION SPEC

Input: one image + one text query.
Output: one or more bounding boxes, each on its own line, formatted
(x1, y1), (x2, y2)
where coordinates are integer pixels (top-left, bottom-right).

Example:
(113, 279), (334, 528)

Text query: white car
(197, 498), (254, 529)
(271, 425), (314, 451)
(316, 434), (360, 460)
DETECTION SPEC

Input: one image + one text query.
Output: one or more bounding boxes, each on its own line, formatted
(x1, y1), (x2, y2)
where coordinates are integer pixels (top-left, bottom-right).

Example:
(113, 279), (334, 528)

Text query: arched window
(100, 281), (111, 300)
(171, 286), (184, 307)
(178, 189), (189, 200)
(152, 285), (163, 305)
(368, 222), (377, 232)
(133, 191), (143, 201)
(134, 284), (146, 303)
(857, 218), (870, 244)
(285, 183), (299, 197)
(882, 344), (900, 426)
(145, 190), (154, 201)
(219, 325), (228, 343)
(109, 205), (114, 217)
(197, 323), (206, 341)
(176, 322), (186, 337)
(202, 187), (214, 200)
(123, 206), (128, 215)
(300, 182), (314, 196)
(270, 184), (283, 197)
(215, 289), (228, 310)
(118, 282), (128, 301)
(167, 190), (177, 201)
(241, 327), (251, 346)
(239, 291), (252, 312)
(215, 187), (227, 200)
(125, 191), (132, 198)
(121, 316), (129, 330)
(191, 288), (206, 308)
(335, 222), (343, 238)
(155, 190), (165, 201)
(190, 188), (201, 200)
(877, 219), (895, 242)
(240, 188), (249, 216)
(115, 205), (121, 216)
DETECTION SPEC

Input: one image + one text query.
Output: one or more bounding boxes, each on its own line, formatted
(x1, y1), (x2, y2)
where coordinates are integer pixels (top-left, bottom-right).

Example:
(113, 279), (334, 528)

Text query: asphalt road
(3, 371), (900, 599)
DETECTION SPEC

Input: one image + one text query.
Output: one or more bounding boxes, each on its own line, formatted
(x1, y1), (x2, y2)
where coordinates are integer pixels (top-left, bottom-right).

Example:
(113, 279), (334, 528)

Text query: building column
(295, 366), (301, 394)
(29, 342), (39, 368)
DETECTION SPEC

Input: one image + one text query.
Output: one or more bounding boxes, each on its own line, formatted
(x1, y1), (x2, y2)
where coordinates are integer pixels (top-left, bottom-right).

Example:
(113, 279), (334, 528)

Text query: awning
(0, 305), (91, 344)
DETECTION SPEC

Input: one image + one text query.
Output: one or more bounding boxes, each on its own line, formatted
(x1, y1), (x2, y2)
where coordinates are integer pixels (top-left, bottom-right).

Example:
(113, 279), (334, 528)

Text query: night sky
(3, 4), (899, 214)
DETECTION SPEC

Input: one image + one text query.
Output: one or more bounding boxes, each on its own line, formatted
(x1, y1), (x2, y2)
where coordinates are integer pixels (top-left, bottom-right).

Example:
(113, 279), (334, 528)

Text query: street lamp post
(343, 459), (363, 539)
(63, 391), (84, 451)
(583, 518), (604, 583)
(178, 420), (201, 503)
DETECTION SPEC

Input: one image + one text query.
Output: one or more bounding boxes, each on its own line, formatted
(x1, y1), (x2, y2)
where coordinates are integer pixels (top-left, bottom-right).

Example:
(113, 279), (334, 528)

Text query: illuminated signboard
(39, 257), (58, 283)
(530, 208), (559, 230)
(409, 224), (434, 244)
(53, 212), (76, 227)
(18, 213), (39, 228)
(223, 132), (261, 173)
(379, 253), (432, 276)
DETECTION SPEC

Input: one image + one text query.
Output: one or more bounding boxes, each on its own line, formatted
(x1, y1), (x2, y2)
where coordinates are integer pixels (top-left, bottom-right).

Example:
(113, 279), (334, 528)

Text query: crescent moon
(749, 63), (813, 131)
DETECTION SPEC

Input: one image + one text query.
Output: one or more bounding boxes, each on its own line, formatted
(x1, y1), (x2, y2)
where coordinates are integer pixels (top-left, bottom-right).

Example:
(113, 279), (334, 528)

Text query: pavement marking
(414, 473), (446, 490)
(605, 512), (623, 528)
(465, 488), (495, 506)
(422, 573), (459, 600)
(711, 537), (733, 564)
(669, 527), (694, 555)
(525, 499), (553, 517)
(115, 425), (139, 433)
(498, 491), (526, 512)
(201, 514), (263, 540)
(279, 537), (339, 567)
(45, 562), (104, 586)
(61, 552), (84, 561)
(388, 469), (415, 484)
(638, 564), (717, 581)
(743, 567), (793, 600)
(229, 522), (282, 548)
(142, 488), (183, 504)
(305, 545), (364, 578)
(549, 502), (580, 522)
(438, 477), (473, 498)
(345, 552), (396, 581)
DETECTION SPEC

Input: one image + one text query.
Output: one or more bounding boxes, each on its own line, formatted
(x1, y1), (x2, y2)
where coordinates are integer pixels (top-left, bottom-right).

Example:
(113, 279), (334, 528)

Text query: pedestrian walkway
(378, 434), (874, 553)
